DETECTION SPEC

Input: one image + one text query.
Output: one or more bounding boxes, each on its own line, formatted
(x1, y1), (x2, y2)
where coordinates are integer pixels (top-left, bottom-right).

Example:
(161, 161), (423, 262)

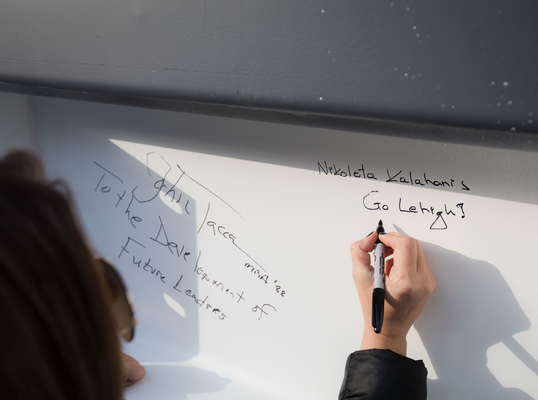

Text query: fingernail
(365, 231), (374, 238)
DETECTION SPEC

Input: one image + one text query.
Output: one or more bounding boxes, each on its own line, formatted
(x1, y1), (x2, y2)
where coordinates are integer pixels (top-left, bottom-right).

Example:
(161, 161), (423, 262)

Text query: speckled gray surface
(1, 1), (537, 134)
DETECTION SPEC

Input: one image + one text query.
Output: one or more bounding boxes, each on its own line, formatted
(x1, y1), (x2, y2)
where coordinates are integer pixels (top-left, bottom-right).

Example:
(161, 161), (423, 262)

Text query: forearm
(360, 329), (407, 356)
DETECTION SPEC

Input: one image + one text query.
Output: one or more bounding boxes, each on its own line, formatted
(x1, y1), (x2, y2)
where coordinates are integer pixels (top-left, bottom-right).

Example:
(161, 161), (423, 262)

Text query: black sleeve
(338, 349), (428, 400)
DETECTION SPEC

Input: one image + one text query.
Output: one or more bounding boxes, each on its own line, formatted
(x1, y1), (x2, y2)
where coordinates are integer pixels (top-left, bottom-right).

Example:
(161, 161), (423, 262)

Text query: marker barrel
(373, 242), (385, 289)
(372, 288), (385, 333)
(372, 241), (385, 334)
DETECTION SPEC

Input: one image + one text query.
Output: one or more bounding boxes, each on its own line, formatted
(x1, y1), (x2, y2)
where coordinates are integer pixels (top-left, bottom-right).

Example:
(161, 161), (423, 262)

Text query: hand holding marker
(351, 224), (435, 356)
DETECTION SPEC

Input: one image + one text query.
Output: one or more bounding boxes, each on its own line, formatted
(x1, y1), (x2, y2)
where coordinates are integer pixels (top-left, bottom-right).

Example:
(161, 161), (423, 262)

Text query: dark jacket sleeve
(339, 349), (427, 400)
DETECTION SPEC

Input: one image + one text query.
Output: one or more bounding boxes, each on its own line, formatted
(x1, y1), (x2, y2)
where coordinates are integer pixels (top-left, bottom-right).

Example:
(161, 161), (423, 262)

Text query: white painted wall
(1, 93), (537, 399)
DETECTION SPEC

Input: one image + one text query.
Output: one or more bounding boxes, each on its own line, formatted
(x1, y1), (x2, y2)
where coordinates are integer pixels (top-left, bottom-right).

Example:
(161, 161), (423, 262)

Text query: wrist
(360, 328), (407, 356)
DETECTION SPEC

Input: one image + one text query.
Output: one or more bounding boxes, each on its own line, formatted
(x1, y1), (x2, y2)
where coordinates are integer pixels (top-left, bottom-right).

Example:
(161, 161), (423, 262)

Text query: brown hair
(0, 150), (123, 400)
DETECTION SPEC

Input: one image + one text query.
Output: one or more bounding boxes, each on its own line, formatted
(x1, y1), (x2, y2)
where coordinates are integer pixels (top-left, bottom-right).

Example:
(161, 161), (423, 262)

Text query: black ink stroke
(93, 161), (124, 184)
(176, 164), (244, 219)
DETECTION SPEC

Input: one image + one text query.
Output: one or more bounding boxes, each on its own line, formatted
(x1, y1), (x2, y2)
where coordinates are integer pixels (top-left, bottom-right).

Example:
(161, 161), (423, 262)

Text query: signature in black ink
(173, 275), (226, 320)
(317, 160), (471, 192)
(93, 162), (127, 208)
(92, 154), (285, 322)
(243, 263), (286, 297)
(146, 152), (243, 219)
(150, 216), (191, 262)
(252, 304), (276, 320)
(318, 161), (378, 180)
(363, 190), (466, 231)
(193, 251), (247, 304)
(385, 169), (470, 191)
(118, 237), (166, 283)
(198, 203), (267, 272)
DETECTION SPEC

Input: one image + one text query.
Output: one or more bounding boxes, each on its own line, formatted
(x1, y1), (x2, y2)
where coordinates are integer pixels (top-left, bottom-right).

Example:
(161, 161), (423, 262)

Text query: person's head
(0, 150), (123, 400)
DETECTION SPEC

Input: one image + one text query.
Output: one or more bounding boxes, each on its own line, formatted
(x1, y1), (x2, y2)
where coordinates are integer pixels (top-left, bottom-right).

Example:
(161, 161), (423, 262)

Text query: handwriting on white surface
(362, 190), (465, 230)
(318, 161), (471, 191)
(318, 161), (469, 230)
(92, 153), (285, 322)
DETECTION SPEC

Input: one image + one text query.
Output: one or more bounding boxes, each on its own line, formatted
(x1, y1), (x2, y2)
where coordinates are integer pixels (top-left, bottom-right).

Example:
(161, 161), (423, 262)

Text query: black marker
(372, 220), (385, 334)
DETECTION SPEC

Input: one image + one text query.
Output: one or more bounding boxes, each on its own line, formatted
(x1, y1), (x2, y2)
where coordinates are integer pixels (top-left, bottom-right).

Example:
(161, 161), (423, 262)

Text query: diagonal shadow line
(503, 336), (538, 376)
